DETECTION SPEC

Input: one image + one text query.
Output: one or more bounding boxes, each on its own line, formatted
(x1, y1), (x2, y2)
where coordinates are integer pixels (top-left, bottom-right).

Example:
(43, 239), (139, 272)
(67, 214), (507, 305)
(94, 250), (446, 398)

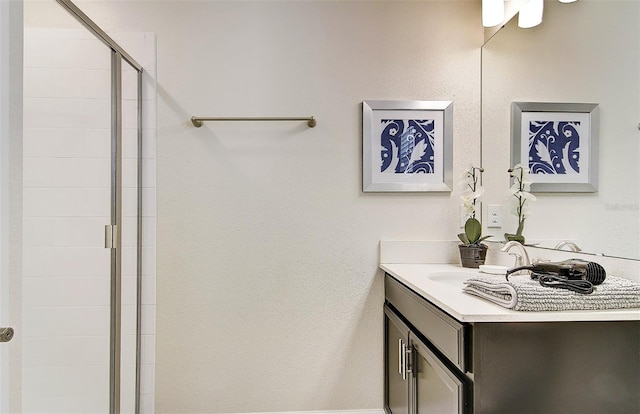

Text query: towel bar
(190, 116), (316, 128)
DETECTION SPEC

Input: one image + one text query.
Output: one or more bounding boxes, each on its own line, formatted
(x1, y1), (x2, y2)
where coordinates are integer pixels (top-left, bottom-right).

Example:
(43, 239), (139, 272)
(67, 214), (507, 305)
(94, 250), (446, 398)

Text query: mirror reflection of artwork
(380, 119), (435, 174)
(529, 120), (580, 175)
(511, 102), (598, 192)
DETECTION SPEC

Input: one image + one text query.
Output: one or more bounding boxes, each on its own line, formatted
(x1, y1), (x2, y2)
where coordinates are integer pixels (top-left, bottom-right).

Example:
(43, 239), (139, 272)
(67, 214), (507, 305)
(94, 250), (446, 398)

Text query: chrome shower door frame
(55, 1), (144, 413)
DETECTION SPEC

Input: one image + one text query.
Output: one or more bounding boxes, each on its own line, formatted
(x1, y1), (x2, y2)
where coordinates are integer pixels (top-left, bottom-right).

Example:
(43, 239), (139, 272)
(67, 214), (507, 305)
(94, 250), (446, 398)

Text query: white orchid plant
(458, 166), (490, 246)
(505, 164), (537, 243)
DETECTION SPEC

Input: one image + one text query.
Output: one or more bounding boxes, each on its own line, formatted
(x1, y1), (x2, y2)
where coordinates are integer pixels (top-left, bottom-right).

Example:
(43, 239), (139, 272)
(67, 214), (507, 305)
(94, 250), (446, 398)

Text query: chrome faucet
(554, 240), (582, 252)
(500, 241), (531, 274)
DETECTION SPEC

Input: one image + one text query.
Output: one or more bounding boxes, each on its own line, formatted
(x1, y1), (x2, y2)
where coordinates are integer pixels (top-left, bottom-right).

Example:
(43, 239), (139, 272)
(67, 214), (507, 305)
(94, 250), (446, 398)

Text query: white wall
(62, 1), (482, 412)
(482, 0), (640, 258)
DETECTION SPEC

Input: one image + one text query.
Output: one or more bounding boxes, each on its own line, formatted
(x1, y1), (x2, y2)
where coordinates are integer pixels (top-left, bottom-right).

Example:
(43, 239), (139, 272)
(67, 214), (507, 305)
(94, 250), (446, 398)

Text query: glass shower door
(22, 16), (114, 412)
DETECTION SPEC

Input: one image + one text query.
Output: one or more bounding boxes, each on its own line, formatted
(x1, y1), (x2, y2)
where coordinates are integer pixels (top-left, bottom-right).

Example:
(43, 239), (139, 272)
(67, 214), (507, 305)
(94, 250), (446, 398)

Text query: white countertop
(381, 263), (640, 323)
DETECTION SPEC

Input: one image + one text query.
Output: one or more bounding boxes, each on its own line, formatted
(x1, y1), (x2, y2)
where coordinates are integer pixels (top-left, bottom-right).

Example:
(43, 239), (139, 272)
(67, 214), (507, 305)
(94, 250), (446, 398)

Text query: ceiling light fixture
(482, 0), (505, 27)
(518, 0), (544, 29)
(558, 0), (578, 3)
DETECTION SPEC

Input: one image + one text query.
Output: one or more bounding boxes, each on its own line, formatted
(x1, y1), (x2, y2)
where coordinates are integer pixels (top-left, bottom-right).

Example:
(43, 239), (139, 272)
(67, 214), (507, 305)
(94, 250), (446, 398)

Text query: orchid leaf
(464, 218), (482, 243)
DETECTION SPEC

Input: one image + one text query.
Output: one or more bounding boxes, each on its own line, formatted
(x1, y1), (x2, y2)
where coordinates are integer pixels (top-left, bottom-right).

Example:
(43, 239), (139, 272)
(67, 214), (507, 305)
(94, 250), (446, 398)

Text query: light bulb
(483, 0), (504, 27)
(518, 0), (544, 28)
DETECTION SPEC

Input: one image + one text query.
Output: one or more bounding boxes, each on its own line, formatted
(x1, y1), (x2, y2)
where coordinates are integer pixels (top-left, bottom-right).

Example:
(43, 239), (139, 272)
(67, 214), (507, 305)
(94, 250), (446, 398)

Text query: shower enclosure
(2, 0), (156, 412)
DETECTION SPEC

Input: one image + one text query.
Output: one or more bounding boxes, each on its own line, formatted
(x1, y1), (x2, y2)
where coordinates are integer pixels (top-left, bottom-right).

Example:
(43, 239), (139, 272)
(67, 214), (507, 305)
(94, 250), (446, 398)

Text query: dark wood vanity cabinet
(385, 306), (467, 414)
(384, 273), (640, 414)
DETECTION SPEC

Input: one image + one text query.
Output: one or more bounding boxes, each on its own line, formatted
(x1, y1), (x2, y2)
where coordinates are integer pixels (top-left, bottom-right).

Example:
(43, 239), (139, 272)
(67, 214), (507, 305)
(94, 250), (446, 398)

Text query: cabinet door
(411, 333), (466, 414)
(384, 306), (410, 414)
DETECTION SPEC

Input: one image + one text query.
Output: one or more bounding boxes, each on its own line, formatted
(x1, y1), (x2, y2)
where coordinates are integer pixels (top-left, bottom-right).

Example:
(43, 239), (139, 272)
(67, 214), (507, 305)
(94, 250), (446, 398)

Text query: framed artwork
(511, 102), (599, 193)
(362, 100), (453, 192)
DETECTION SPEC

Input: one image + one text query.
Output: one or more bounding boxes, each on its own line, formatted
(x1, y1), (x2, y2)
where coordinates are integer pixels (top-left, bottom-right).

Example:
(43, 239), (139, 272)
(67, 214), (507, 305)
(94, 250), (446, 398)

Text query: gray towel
(463, 274), (640, 311)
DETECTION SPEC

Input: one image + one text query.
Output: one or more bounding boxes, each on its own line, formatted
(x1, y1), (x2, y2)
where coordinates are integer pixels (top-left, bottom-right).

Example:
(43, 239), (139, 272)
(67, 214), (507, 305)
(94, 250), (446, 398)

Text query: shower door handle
(0, 327), (14, 343)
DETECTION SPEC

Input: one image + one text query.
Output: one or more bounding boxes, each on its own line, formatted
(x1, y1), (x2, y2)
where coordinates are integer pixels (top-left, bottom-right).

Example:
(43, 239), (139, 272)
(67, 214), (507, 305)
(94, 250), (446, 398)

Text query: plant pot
(458, 244), (488, 268)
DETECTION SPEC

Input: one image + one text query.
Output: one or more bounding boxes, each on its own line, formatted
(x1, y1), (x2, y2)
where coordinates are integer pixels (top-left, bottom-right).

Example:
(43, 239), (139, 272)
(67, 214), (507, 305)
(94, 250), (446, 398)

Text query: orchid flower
(458, 166), (490, 246)
(505, 164), (536, 243)
(460, 166), (484, 220)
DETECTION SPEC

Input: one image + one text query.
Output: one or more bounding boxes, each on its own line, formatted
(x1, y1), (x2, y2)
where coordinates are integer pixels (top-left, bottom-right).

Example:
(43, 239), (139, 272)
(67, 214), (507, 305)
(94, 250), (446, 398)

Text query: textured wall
(58, 1), (482, 412)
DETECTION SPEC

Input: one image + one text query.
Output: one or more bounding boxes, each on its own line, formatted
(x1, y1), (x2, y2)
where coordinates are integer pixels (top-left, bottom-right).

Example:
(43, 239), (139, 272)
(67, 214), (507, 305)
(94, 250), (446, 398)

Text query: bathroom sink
(427, 271), (478, 285)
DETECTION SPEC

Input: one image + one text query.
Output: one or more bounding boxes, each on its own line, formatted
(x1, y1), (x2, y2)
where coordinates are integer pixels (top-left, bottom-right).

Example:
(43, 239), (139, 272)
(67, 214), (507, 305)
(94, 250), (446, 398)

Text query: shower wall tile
(141, 334), (156, 364)
(141, 305), (155, 336)
(142, 128), (157, 159)
(142, 247), (156, 277)
(141, 394), (155, 414)
(122, 127), (139, 160)
(23, 31), (56, 68)
(22, 336), (109, 368)
(121, 335), (137, 365)
(142, 276), (156, 305)
(122, 69), (139, 100)
(23, 98), (56, 127)
(54, 98), (111, 129)
(23, 68), (57, 98)
(143, 71), (157, 102)
(24, 68), (110, 100)
(23, 366), (109, 397)
(22, 306), (110, 337)
(121, 218), (138, 247)
(23, 127), (111, 158)
(23, 158), (111, 188)
(142, 100), (157, 130)
(23, 247), (110, 277)
(23, 277), (110, 307)
(82, 69), (111, 99)
(122, 158), (139, 188)
(51, 69), (86, 98)
(122, 276), (138, 305)
(143, 188), (156, 217)
(23, 217), (108, 248)
(141, 363), (155, 395)
(121, 393), (136, 414)
(143, 159), (157, 187)
(23, 188), (111, 217)
(121, 305), (137, 336)
(23, 396), (109, 414)
(77, 38), (111, 70)
(121, 248), (137, 279)
(122, 99), (138, 129)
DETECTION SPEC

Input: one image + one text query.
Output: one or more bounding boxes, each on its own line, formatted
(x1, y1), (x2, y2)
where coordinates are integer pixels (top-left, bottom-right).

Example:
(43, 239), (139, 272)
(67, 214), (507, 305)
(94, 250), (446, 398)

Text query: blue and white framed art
(511, 102), (599, 193)
(362, 100), (453, 192)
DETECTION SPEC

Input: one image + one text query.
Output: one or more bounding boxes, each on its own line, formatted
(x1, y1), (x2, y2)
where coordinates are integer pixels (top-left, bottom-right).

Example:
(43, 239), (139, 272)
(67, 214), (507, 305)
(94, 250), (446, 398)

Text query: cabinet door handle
(401, 342), (407, 381)
(398, 339), (403, 375)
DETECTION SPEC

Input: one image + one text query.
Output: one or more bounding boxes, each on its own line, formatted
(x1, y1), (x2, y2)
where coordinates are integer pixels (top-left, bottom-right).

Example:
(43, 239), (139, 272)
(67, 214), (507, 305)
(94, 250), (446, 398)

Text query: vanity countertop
(381, 263), (640, 323)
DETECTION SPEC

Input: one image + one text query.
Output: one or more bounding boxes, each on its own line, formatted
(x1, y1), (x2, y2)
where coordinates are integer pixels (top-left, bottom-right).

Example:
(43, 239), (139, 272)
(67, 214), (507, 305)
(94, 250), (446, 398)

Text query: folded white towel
(463, 274), (640, 311)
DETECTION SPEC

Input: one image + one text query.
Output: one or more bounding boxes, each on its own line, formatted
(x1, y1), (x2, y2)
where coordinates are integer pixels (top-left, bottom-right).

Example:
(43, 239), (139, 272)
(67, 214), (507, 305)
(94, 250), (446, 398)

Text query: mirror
(481, 0), (639, 260)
